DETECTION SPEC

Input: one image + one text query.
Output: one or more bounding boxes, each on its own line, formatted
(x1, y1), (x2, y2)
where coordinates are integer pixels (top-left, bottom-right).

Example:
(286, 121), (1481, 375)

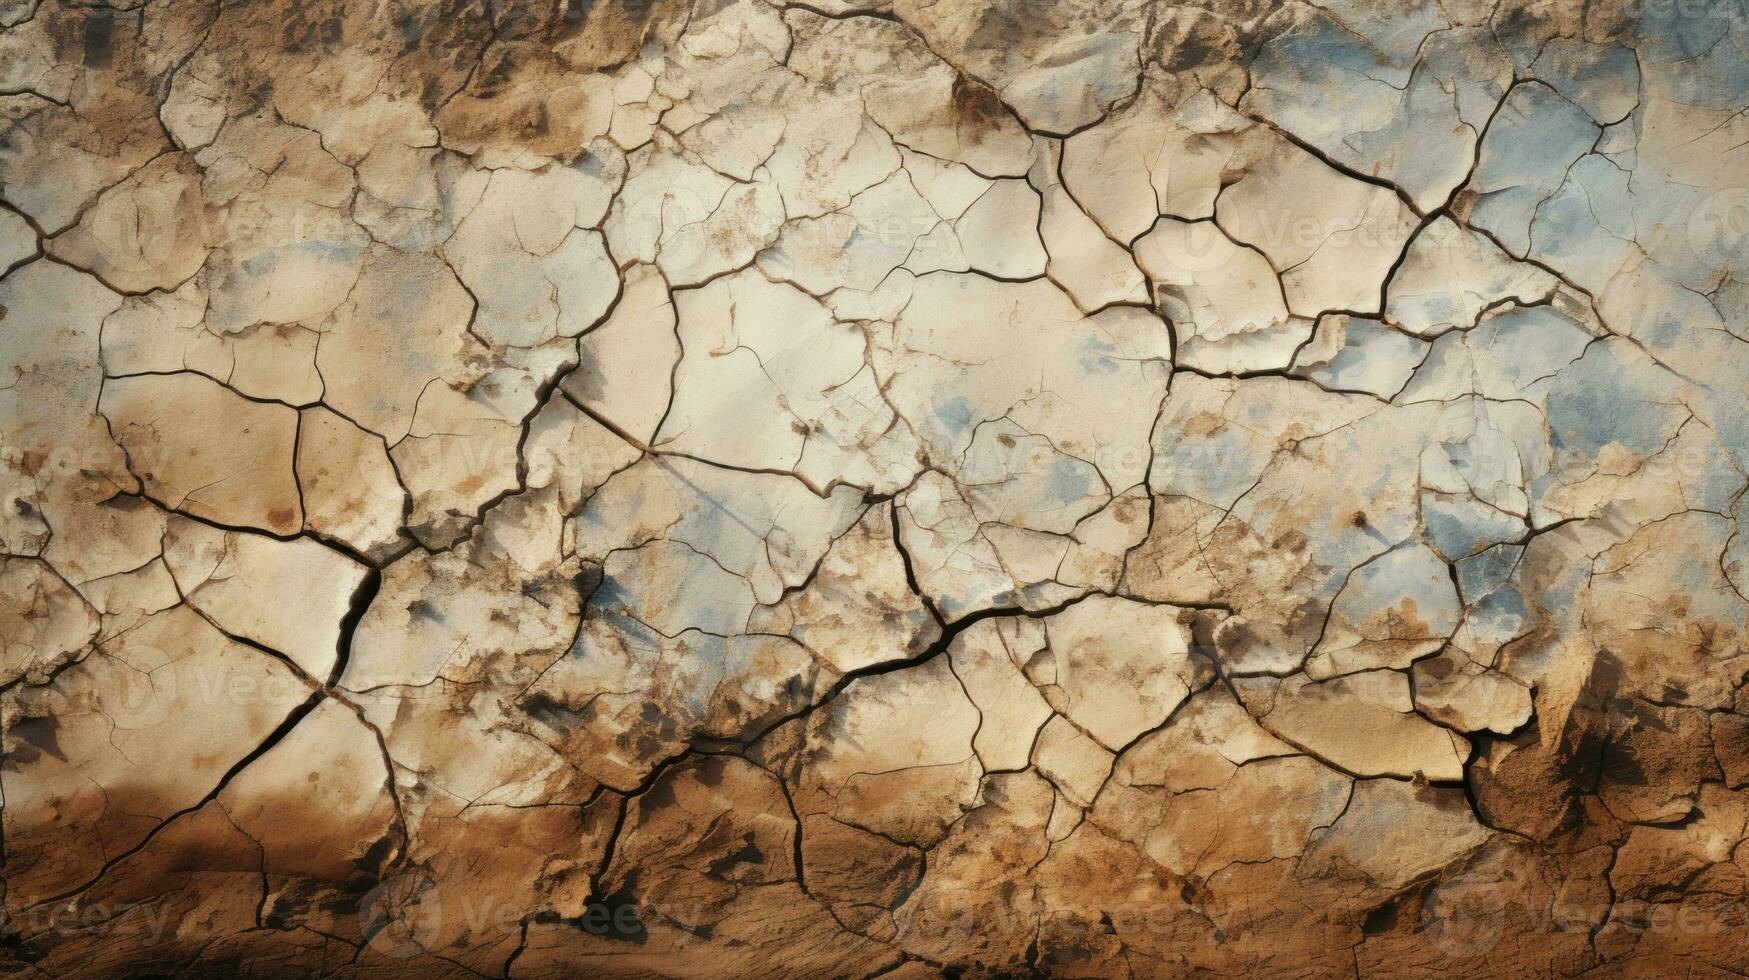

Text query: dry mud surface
(3, 0), (1749, 975)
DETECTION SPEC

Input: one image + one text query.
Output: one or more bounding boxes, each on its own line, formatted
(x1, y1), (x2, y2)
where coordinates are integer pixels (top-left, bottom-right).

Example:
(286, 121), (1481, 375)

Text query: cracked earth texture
(1, 0), (1748, 975)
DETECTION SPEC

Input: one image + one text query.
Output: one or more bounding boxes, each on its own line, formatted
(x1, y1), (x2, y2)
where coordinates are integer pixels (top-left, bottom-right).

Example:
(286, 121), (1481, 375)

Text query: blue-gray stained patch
(240, 251), (278, 276)
(1546, 341), (1681, 459)
(1044, 457), (1094, 505)
(1423, 493), (1525, 560)
(1077, 334), (1120, 375)
(933, 395), (976, 440)
(1457, 543), (1526, 600)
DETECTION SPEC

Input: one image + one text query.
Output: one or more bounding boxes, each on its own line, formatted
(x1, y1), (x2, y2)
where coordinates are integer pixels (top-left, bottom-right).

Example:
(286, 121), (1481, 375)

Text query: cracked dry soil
(3, 0), (1749, 975)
